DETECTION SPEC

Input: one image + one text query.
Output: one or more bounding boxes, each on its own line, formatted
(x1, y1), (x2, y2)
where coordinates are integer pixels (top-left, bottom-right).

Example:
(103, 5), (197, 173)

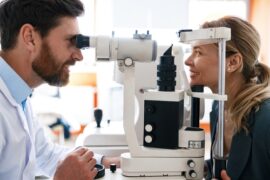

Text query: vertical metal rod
(217, 39), (226, 157)
(212, 39), (227, 179)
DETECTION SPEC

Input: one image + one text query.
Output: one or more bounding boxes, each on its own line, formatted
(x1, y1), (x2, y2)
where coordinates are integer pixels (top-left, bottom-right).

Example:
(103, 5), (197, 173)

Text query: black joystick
(94, 108), (103, 128)
(110, 163), (117, 173)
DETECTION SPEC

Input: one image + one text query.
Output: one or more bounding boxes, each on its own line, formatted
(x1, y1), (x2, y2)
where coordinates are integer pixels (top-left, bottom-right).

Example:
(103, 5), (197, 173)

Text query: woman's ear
(226, 53), (243, 73)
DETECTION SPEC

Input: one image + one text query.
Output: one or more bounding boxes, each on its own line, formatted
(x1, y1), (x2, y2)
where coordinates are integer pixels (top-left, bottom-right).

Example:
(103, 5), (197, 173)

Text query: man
(0, 0), (118, 179)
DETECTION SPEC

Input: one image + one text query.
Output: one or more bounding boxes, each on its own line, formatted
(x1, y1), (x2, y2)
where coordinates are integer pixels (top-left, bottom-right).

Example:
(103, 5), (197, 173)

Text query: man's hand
(54, 147), (97, 180)
(221, 170), (231, 180)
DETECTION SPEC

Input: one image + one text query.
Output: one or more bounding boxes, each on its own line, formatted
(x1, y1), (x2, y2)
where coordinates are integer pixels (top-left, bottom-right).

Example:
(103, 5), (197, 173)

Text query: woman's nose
(184, 55), (193, 66)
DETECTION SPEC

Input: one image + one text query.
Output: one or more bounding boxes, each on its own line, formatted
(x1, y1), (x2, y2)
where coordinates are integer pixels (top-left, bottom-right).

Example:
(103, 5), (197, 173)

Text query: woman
(185, 16), (270, 180)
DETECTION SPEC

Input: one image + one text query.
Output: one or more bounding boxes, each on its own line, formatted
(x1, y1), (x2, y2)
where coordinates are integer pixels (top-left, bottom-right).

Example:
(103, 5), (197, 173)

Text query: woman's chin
(189, 81), (202, 86)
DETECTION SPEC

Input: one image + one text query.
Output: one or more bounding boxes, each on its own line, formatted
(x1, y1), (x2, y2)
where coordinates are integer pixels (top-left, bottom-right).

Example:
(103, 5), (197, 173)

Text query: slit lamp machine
(75, 27), (231, 179)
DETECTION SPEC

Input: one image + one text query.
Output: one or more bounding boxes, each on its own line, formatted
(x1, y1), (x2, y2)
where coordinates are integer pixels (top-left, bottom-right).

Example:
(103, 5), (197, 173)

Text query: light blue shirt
(0, 57), (102, 179)
(0, 57), (32, 105)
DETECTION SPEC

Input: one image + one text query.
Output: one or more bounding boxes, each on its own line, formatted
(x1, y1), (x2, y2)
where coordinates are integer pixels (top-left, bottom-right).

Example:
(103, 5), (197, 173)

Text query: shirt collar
(0, 57), (32, 104)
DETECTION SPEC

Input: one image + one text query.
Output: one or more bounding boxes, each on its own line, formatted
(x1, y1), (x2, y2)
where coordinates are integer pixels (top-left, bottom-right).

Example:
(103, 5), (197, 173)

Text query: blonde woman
(185, 16), (270, 180)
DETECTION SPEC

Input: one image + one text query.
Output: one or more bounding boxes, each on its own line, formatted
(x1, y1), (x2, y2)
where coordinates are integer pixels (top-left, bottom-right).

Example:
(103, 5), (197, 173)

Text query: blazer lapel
(226, 131), (252, 180)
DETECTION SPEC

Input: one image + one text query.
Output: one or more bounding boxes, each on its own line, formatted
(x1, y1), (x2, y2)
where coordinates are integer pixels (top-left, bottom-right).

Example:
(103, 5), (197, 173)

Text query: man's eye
(69, 36), (77, 46)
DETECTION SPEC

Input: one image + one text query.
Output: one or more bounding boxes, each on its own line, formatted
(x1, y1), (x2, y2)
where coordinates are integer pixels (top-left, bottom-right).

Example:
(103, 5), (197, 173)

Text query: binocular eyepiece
(75, 34), (90, 49)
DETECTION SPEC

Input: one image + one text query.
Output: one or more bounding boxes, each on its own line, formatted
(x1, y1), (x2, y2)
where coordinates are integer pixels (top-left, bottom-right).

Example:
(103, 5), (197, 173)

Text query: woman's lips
(189, 70), (199, 77)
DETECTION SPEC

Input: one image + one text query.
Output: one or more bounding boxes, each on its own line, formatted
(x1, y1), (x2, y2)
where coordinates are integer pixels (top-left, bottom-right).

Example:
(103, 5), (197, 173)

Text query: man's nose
(72, 48), (83, 61)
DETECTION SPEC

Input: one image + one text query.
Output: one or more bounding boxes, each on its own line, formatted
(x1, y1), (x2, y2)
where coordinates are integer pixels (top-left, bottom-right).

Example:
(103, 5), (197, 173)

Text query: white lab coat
(0, 77), (71, 179)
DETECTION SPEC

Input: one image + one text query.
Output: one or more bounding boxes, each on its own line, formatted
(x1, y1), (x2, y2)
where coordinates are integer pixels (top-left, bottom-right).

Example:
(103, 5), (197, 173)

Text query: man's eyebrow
(65, 34), (73, 39)
(65, 34), (79, 40)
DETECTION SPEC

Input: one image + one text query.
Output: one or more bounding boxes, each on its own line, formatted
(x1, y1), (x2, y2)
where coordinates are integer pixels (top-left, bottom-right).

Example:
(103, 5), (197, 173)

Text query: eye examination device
(75, 27), (230, 179)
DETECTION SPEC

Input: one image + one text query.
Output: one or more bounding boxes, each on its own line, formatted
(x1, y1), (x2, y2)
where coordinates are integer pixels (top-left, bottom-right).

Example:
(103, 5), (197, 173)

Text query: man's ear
(226, 53), (243, 73)
(19, 24), (40, 52)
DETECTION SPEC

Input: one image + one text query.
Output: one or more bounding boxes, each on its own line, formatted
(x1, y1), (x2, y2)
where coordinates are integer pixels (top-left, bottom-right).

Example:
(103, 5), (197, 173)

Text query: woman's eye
(194, 50), (201, 56)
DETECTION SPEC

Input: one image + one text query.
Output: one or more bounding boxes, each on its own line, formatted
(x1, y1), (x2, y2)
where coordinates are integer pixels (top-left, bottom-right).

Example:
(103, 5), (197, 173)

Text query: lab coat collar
(0, 57), (32, 104)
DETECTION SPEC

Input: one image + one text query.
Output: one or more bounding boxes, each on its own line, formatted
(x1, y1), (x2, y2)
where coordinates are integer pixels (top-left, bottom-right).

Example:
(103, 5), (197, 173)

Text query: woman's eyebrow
(192, 46), (201, 51)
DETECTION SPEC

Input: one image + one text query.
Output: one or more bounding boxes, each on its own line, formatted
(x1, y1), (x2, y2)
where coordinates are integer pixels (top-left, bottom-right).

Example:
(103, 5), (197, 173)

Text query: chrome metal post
(212, 39), (227, 179)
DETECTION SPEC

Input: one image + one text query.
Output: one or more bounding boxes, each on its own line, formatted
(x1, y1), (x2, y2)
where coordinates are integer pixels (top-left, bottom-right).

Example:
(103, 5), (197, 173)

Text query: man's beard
(32, 42), (75, 86)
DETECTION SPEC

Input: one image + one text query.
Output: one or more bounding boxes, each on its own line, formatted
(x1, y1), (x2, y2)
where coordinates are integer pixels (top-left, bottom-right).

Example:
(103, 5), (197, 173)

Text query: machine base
(121, 152), (204, 179)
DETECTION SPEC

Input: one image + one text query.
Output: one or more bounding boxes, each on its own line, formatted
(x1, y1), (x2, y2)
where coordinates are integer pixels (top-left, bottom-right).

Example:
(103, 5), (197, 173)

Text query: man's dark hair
(0, 0), (84, 50)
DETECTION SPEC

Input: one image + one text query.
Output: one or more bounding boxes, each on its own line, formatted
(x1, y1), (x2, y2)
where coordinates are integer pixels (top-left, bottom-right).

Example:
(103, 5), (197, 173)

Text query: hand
(54, 147), (98, 180)
(221, 170), (231, 180)
(101, 156), (121, 168)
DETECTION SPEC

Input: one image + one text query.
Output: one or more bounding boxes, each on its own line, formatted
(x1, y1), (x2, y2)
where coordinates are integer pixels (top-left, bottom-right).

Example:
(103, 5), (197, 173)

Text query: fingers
(73, 147), (96, 170)
(81, 148), (94, 162)
(221, 170), (231, 180)
(55, 147), (98, 180)
(221, 170), (226, 176)
(73, 146), (88, 156)
(73, 147), (94, 159)
(88, 158), (98, 178)
(88, 158), (97, 169)
(90, 167), (98, 178)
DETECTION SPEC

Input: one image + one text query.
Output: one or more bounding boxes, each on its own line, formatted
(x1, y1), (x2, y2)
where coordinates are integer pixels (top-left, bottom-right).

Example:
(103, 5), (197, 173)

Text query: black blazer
(206, 99), (270, 180)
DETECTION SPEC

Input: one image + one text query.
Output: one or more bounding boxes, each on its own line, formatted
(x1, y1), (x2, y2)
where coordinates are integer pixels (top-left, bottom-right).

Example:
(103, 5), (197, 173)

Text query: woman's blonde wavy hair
(202, 16), (270, 132)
